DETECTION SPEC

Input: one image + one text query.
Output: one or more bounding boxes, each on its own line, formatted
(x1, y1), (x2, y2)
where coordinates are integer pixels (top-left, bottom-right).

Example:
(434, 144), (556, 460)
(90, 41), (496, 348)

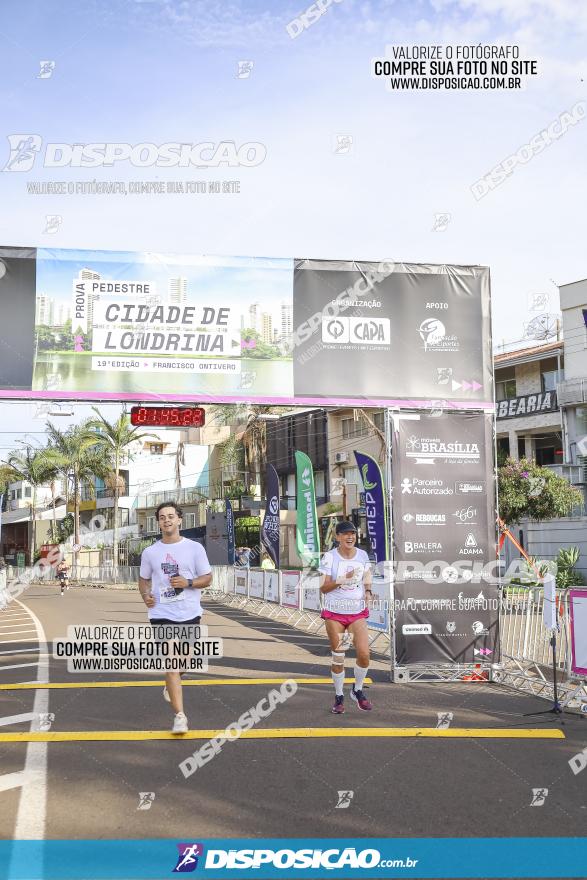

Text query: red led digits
(130, 406), (205, 427)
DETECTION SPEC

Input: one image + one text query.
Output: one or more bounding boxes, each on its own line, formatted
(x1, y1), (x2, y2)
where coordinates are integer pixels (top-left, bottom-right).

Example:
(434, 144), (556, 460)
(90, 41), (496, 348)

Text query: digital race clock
(130, 406), (205, 427)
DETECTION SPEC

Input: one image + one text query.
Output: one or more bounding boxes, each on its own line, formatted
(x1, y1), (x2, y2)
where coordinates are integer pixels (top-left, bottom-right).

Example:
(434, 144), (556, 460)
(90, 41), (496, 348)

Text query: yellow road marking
(0, 727), (565, 743)
(0, 677), (371, 692)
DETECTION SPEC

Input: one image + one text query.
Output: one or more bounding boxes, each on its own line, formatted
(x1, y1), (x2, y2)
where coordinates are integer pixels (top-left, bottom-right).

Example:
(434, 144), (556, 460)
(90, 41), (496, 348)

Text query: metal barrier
(206, 566), (392, 655)
(498, 586), (587, 710)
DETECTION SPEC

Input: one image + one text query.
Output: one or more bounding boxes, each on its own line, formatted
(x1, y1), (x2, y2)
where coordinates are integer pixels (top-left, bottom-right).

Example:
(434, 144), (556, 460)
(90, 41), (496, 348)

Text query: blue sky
(0, 0), (586, 437)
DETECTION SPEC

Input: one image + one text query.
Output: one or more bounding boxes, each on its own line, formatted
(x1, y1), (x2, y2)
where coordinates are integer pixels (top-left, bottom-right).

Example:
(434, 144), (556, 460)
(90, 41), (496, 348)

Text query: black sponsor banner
(261, 463), (280, 567)
(293, 260), (492, 404)
(394, 581), (500, 664)
(0, 247), (36, 391)
(496, 391), (558, 419)
(392, 412), (498, 664)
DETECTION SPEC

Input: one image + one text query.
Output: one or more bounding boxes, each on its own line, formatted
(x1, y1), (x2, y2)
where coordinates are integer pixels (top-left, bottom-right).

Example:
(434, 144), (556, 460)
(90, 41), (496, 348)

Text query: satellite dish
(523, 313), (559, 341)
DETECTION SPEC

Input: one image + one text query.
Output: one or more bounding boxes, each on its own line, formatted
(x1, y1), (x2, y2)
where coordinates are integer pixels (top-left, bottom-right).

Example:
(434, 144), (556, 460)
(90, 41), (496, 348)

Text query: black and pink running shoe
(331, 694), (345, 714)
(350, 687), (372, 711)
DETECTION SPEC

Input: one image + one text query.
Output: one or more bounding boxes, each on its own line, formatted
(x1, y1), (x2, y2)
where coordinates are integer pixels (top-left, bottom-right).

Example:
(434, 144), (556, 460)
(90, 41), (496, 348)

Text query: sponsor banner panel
(281, 570), (301, 608)
(235, 571), (248, 596)
(392, 412), (498, 663)
(394, 581), (500, 664)
(0, 247), (492, 407)
(293, 259), (492, 404)
(569, 589), (587, 676)
(248, 569), (264, 599)
(263, 570), (280, 603)
(367, 568), (391, 632)
(302, 572), (322, 612)
(2, 837), (585, 878)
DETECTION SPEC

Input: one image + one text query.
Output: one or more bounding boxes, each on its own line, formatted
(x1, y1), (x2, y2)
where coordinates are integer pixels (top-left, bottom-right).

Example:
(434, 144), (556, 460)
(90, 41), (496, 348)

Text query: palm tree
(6, 446), (57, 564)
(44, 420), (111, 576)
(86, 409), (155, 581)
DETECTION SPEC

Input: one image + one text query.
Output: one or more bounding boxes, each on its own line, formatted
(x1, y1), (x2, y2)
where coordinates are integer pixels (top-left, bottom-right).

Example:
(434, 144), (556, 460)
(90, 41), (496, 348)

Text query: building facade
(558, 278), (587, 491)
(494, 340), (565, 465)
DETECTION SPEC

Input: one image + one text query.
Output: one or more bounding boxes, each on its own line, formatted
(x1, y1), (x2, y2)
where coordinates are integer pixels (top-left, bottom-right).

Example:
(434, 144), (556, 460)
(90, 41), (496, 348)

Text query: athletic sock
(354, 665), (368, 691)
(332, 670), (345, 696)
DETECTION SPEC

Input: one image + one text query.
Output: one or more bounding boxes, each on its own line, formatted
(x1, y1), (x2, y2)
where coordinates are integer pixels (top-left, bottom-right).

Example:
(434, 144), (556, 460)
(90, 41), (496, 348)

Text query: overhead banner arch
(0, 246), (492, 408)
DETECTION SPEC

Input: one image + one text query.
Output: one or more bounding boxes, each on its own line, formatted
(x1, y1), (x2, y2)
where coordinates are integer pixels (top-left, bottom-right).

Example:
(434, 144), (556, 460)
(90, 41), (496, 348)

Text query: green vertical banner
(295, 450), (320, 567)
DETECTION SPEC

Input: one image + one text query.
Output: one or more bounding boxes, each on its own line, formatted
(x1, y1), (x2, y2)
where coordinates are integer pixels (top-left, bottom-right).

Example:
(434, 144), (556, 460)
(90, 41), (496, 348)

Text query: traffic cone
(462, 664), (489, 682)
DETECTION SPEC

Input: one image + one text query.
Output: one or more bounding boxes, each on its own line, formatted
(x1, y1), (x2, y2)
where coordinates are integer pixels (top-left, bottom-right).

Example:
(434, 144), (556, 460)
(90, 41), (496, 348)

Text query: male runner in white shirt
(319, 521), (373, 714)
(139, 502), (212, 734)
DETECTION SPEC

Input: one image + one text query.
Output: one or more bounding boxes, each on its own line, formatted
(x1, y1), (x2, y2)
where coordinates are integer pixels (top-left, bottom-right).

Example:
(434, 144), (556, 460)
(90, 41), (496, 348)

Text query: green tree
(86, 409), (155, 581)
(44, 421), (111, 575)
(498, 457), (583, 526)
(6, 446), (58, 564)
(0, 463), (18, 498)
(240, 327), (281, 359)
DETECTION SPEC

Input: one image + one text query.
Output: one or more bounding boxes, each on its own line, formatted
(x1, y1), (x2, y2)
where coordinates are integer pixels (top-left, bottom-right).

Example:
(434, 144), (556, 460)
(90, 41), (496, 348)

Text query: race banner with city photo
(391, 411), (499, 665)
(0, 246), (493, 408)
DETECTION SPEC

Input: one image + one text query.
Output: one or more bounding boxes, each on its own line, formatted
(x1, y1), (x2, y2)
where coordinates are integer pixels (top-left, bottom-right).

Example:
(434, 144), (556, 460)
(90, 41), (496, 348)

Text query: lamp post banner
(295, 451), (319, 568)
(354, 450), (389, 563)
(225, 499), (235, 566)
(260, 463), (280, 567)
(0, 246), (493, 409)
(392, 411), (499, 664)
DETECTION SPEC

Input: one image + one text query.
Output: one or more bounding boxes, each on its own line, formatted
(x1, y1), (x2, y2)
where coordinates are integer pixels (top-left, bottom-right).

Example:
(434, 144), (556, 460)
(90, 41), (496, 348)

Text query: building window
(495, 367), (516, 401)
(147, 515), (158, 533)
(314, 470), (325, 499)
(497, 437), (510, 465)
(104, 508), (129, 529)
(535, 435), (563, 466)
(24, 486), (31, 498)
(540, 357), (562, 393)
(149, 444), (164, 455)
(341, 417), (369, 440)
(518, 437), (527, 459)
(183, 512), (197, 529)
(343, 466), (361, 487)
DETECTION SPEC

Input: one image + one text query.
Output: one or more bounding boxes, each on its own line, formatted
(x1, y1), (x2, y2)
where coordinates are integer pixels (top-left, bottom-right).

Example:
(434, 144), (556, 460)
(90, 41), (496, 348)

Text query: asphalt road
(1, 583), (586, 876)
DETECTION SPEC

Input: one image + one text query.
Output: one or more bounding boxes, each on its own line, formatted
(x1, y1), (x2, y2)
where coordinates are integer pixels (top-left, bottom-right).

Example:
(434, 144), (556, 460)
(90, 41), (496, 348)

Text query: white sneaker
(172, 712), (188, 734)
(162, 686), (170, 703)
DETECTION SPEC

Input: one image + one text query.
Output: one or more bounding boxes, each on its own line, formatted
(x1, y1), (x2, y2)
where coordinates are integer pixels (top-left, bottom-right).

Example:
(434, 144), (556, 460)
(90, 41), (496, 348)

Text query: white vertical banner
(543, 574), (558, 631)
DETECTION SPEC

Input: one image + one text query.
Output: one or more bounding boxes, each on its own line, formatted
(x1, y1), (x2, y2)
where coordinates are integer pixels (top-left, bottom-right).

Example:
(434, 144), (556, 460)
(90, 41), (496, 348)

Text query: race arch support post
(391, 410), (499, 681)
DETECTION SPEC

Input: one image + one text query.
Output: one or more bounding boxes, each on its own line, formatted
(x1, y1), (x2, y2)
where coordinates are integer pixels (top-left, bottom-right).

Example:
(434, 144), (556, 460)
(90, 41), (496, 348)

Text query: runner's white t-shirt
(318, 547), (371, 614)
(139, 537), (212, 621)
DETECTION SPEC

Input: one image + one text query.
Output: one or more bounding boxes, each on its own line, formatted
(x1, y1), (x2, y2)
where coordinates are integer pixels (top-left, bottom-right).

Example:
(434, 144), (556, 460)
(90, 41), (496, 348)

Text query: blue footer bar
(1, 838), (586, 879)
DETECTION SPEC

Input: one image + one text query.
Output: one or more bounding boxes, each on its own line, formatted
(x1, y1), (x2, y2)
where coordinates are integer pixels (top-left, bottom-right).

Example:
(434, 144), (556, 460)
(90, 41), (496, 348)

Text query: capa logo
(350, 317), (390, 344)
(3, 137), (266, 170)
(321, 317), (390, 345)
